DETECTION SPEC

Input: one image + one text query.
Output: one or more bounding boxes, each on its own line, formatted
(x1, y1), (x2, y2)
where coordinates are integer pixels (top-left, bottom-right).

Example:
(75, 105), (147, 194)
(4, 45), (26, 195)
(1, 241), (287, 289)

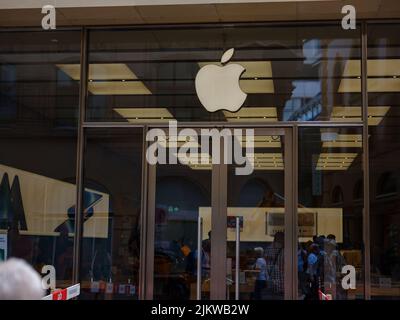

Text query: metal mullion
(81, 122), (363, 129)
(2, 20), (399, 34)
(83, 20), (362, 31)
(292, 126), (299, 300)
(138, 125), (149, 300)
(283, 126), (295, 300)
(361, 21), (371, 300)
(210, 142), (227, 300)
(139, 122), (363, 129)
(145, 162), (156, 299)
(72, 27), (88, 286)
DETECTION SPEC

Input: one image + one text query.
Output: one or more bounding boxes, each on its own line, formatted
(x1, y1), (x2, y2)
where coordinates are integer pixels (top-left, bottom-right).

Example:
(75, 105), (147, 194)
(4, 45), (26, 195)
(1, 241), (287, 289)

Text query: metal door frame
(142, 126), (297, 300)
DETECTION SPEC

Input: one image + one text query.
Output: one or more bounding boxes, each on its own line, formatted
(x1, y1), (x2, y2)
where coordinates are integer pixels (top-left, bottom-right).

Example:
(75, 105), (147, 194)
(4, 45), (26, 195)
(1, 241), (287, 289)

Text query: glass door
(151, 161), (212, 300)
(145, 126), (294, 300)
(224, 127), (294, 300)
(145, 127), (215, 300)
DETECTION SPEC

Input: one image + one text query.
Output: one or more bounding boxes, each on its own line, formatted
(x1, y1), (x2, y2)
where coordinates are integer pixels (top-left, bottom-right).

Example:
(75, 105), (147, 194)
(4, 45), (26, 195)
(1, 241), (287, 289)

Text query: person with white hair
(253, 246), (267, 300)
(0, 258), (44, 300)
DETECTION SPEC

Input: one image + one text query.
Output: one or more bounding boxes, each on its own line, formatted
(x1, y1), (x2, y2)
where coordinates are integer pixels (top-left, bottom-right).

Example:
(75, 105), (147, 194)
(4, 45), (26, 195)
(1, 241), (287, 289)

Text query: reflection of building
(1, 0), (400, 300)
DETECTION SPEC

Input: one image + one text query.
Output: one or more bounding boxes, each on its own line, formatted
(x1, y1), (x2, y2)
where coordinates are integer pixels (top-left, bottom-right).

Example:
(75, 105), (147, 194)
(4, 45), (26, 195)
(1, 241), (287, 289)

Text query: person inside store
(300, 234), (347, 300)
(252, 247), (267, 300)
(264, 231), (285, 299)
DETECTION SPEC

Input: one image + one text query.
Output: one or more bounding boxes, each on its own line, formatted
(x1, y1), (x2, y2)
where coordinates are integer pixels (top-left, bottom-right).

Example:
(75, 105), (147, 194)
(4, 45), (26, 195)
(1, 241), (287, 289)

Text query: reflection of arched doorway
(238, 178), (282, 207)
(332, 185), (344, 204)
(353, 179), (363, 201)
(156, 176), (209, 213)
(239, 178), (269, 207)
(377, 171), (397, 197)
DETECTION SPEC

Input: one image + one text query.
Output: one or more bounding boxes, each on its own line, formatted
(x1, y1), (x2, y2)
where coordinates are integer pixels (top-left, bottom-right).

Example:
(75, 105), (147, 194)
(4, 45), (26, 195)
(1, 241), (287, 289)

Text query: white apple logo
(195, 48), (247, 113)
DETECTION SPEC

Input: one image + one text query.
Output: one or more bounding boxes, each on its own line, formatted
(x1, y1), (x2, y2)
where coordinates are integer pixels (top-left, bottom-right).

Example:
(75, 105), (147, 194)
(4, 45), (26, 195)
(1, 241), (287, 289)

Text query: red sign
(51, 289), (67, 300)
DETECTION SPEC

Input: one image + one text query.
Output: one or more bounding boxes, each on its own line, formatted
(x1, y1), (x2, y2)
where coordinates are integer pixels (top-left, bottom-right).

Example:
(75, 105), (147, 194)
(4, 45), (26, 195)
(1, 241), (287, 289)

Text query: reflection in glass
(84, 25), (360, 123)
(153, 132), (212, 300)
(227, 131), (285, 300)
(0, 30), (80, 288)
(80, 128), (142, 300)
(298, 127), (364, 300)
(368, 23), (400, 300)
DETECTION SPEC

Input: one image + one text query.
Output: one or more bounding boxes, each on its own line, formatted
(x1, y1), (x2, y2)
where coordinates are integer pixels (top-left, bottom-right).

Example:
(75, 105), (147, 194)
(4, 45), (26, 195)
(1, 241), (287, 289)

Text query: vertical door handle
(197, 216), (203, 300)
(235, 216), (240, 300)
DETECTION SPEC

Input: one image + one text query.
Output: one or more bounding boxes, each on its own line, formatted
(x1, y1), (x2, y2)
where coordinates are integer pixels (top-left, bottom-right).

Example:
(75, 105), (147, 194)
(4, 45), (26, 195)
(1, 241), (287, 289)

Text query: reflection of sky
(283, 81), (322, 121)
(303, 39), (322, 66)
(283, 39), (322, 121)
(291, 80), (321, 98)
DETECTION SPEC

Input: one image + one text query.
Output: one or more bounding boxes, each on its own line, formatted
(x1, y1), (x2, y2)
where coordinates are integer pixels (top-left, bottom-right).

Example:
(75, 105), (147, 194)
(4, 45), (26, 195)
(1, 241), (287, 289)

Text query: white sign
(0, 164), (109, 238)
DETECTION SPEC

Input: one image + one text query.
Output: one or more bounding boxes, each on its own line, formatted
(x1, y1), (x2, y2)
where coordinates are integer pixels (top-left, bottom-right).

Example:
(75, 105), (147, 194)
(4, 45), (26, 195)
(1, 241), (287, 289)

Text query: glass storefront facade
(0, 21), (399, 300)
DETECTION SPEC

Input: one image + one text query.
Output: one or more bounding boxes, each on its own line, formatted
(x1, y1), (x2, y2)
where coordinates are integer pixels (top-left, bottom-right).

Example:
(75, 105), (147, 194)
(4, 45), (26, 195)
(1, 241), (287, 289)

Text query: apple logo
(195, 48), (247, 113)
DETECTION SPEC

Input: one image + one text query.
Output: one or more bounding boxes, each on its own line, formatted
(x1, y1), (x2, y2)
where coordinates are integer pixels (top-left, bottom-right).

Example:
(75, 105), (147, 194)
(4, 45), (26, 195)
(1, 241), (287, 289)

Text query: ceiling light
(330, 106), (390, 126)
(315, 153), (358, 171)
(322, 134), (362, 148)
(339, 78), (400, 93)
(198, 61), (273, 78)
(223, 107), (278, 122)
(89, 81), (151, 95)
(340, 59), (400, 92)
(186, 153), (213, 170)
(237, 135), (281, 148)
(342, 59), (400, 77)
(113, 108), (174, 123)
(57, 63), (151, 95)
(157, 135), (200, 148)
(57, 63), (138, 81)
(239, 80), (274, 94)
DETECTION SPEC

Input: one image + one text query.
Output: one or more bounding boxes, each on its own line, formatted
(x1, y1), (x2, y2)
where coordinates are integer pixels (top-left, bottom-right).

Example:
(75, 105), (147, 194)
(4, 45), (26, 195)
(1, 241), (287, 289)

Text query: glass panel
(367, 23), (400, 300)
(85, 25), (360, 123)
(0, 30), (80, 289)
(227, 129), (285, 300)
(298, 127), (364, 300)
(153, 130), (212, 300)
(80, 128), (142, 300)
